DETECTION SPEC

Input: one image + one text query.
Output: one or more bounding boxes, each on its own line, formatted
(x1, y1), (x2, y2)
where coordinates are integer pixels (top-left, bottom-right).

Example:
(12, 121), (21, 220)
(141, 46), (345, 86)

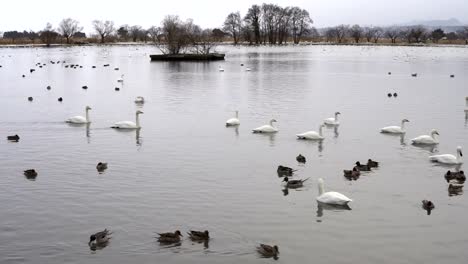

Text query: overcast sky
(1, 0), (466, 33)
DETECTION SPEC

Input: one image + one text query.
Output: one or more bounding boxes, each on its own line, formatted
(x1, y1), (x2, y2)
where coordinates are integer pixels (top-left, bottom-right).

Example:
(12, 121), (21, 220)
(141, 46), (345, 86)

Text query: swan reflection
(316, 201), (351, 218)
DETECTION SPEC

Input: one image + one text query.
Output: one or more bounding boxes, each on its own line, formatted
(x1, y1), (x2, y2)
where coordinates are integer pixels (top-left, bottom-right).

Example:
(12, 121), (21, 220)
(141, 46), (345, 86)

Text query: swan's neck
(319, 125), (323, 136)
(401, 121), (406, 129)
(318, 181), (324, 195)
(457, 151), (462, 160)
(431, 132), (437, 139)
(85, 109), (90, 122)
(335, 114), (339, 121)
(136, 114), (140, 127)
(270, 121), (275, 127)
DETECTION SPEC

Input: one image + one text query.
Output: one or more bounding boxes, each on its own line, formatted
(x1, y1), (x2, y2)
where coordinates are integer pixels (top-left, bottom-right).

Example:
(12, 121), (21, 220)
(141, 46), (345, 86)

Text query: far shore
(0, 41), (467, 49)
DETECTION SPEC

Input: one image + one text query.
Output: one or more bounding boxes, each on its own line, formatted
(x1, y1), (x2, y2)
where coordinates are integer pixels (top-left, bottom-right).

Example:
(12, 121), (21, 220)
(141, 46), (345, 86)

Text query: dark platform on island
(150, 53), (225, 61)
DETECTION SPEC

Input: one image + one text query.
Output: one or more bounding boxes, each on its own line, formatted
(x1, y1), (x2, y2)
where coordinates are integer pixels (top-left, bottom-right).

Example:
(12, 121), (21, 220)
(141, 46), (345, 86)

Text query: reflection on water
(411, 143), (438, 153)
(316, 202), (352, 218)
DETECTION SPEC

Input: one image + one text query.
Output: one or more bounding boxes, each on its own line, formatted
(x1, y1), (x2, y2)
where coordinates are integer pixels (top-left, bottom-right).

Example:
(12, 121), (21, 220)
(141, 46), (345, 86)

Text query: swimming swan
(411, 129), (439, 145)
(380, 119), (409, 134)
(111, 110), (143, 129)
(226, 111), (240, 126)
(324, 112), (341, 125)
(252, 119), (278, 133)
(429, 146), (463, 165)
(316, 178), (352, 205)
(66, 106), (91, 124)
(297, 124), (325, 140)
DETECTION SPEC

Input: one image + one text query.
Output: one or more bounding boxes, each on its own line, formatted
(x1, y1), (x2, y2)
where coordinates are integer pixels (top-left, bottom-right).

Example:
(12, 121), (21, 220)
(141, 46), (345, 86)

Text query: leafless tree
(243, 5), (261, 44)
(456, 26), (468, 44)
(334, 25), (348, 43)
(92, 20), (115, 43)
(349, 24), (362, 43)
(159, 15), (193, 54)
(325, 28), (336, 42)
(117, 25), (129, 41)
(371, 27), (383, 43)
(290, 7), (313, 44)
(39, 23), (59, 47)
(399, 28), (413, 43)
(223, 12), (242, 45)
(276, 7), (292, 44)
(385, 28), (399, 43)
(192, 28), (217, 54)
(410, 26), (426, 43)
(130, 25), (142, 42)
(148, 26), (162, 43)
(58, 18), (82, 44)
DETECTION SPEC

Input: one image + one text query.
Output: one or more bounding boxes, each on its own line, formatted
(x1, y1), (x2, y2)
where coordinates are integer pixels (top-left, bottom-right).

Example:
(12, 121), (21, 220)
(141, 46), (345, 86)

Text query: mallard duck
(393, 93), (398, 97)
(46, 85), (51, 90)
(296, 154), (306, 163)
(30, 69), (35, 73)
(387, 93), (392, 97)
(450, 74), (455, 78)
(115, 87), (120, 91)
(7, 134), (20, 141)
(277, 165), (295, 175)
(422, 200), (435, 210)
(96, 162), (108, 172)
(445, 170), (465, 183)
(187, 230), (209, 241)
(367, 159), (379, 168)
(411, 73), (417, 77)
(354, 161), (371, 171)
(343, 167), (360, 179)
(257, 244), (279, 258)
(283, 177), (309, 188)
(58, 97), (63, 102)
(157, 230), (182, 243)
(89, 229), (112, 247)
(24, 169), (38, 178)
(82, 85), (88, 89)
(28, 97), (33, 101)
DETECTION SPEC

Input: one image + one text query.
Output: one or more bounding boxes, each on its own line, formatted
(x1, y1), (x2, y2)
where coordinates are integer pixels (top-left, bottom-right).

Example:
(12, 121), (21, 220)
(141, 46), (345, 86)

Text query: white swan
(297, 124), (325, 140)
(429, 146), (463, 165)
(380, 119), (409, 134)
(117, 74), (124, 83)
(226, 111), (240, 126)
(411, 129), (439, 145)
(111, 110), (143, 129)
(134, 96), (145, 104)
(316, 178), (352, 205)
(66, 106), (91, 124)
(324, 112), (341, 126)
(218, 66), (224, 72)
(253, 119), (278, 133)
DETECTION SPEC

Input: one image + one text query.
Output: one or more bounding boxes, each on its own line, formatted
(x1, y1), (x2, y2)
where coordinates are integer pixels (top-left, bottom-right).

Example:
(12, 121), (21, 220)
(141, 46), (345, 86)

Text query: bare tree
(349, 24), (362, 43)
(410, 26), (426, 43)
(334, 25), (348, 43)
(456, 26), (468, 44)
(159, 15), (192, 54)
(290, 7), (313, 44)
(244, 5), (261, 44)
(431, 28), (445, 43)
(223, 12), (242, 45)
(325, 28), (337, 42)
(371, 27), (383, 43)
(39, 23), (59, 47)
(399, 28), (413, 43)
(58, 18), (82, 44)
(130, 25), (142, 42)
(147, 26), (162, 43)
(192, 28), (217, 54)
(385, 28), (399, 44)
(92, 20), (115, 43)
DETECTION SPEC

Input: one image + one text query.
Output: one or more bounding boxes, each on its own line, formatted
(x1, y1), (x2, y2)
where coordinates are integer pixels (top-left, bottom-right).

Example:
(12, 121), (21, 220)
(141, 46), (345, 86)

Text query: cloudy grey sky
(1, 0), (466, 33)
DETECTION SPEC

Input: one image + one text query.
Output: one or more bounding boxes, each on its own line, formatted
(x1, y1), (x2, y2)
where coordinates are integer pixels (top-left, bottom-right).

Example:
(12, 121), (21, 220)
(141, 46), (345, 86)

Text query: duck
(429, 146), (463, 165)
(354, 161), (371, 171)
(7, 134), (20, 141)
(22, 74), (26, 78)
(114, 87), (120, 91)
(296, 124), (325, 140)
(28, 97), (33, 101)
(96, 162), (108, 172)
(66, 106), (91, 124)
(367, 159), (379, 168)
(257, 244), (279, 258)
(46, 86), (51, 90)
(89, 229), (112, 247)
(388, 72), (392, 75)
(343, 167), (360, 178)
(157, 230), (183, 243)
(24, 169), (38, 178)
(82, 85), (88, 90)
(324, 112), (341, 126)
(316, 178), (352, 205)
(277, 165), (296, 175)
(114, 68), (119, 71)
(134, 96), (145, 104)
(252, 119), (278, 133)
(422, 200), (435, 215)
(411, 129), (439, 145)
(450, 74), (455, 78)
(296, 154), (306, 163)
(283, 176), (309, 188)
(111, 110), (143, 129)
(117, 74), (124, 83)
(225, 111), (240, 126)
(380, 119), (409, 134)
(387, 93), (392, 97)
(456, 171), (466, 183)
(187, 230), (209, 241)
(445, 170), (461, 182)
(393, 92), (398, 97)
(218, 66), (224, 72)
(30, 69), (35, 73)
(58, 97), (63, 102)
(411, 73), (417, 77)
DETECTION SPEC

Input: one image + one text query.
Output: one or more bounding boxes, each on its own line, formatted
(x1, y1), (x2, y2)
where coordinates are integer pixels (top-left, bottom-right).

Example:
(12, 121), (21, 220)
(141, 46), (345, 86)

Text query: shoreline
(0, 41), (466, 49)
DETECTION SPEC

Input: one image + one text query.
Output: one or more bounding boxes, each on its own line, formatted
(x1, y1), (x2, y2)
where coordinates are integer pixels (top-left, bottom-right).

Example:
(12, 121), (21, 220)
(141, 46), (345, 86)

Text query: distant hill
(399, 18), (464, 27)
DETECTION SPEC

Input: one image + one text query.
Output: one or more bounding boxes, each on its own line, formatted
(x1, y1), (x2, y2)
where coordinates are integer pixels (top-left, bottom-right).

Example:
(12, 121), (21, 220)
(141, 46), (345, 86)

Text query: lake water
(1, 44), (467, 264)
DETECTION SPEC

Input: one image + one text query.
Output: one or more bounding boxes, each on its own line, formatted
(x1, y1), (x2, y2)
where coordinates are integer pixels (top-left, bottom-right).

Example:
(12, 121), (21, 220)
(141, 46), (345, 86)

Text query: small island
(150, 53), (225, 61)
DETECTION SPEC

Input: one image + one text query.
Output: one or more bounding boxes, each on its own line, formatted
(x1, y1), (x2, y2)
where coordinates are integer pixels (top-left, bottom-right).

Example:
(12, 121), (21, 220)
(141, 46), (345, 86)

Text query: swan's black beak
(460, 151), (463, 157)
